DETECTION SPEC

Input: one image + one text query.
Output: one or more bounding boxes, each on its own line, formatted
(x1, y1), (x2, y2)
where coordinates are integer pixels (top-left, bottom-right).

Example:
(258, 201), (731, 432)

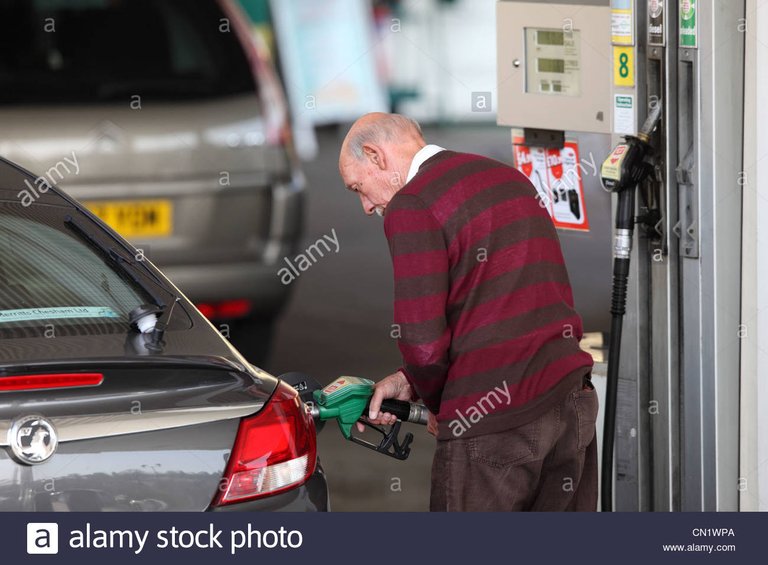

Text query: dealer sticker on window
(0, 307), (120, 323)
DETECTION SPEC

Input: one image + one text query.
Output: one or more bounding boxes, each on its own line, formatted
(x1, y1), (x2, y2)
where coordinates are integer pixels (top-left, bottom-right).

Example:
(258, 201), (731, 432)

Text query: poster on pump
(512, 136), (590, 232)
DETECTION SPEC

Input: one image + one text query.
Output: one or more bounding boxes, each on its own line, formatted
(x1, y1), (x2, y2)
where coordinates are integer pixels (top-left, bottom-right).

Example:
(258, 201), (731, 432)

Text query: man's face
(339, 154), (400, 217)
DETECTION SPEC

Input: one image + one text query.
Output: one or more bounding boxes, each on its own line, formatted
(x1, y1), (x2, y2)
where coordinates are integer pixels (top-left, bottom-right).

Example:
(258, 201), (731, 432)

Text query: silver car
(0, 0), (304, 360)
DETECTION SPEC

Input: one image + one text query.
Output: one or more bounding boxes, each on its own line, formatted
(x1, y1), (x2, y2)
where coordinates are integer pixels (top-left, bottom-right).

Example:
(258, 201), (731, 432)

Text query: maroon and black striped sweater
(384, 150), (593, 440)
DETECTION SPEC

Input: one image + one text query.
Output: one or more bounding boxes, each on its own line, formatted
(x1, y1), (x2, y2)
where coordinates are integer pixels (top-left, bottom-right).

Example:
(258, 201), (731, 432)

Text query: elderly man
(339, 113), (598, 511)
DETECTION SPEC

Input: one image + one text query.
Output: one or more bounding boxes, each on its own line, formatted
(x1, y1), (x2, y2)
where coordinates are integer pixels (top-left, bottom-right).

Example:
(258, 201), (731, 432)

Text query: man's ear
(362, 143), (387, 170)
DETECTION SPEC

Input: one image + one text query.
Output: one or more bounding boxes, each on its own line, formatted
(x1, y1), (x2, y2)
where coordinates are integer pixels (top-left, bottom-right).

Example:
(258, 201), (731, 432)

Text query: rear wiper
(64, 215), (178, 349)
(64, 214), (170, 304)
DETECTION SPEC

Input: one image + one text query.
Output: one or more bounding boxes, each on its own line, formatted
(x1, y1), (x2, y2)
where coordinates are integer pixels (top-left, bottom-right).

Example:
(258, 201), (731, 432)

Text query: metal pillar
(615, 0), (743, 511)
(676, 0), (743, 511)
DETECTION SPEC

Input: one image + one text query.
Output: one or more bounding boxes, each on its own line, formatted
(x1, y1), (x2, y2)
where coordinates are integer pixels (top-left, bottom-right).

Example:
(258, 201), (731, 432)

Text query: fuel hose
(601, 188), (635, 512)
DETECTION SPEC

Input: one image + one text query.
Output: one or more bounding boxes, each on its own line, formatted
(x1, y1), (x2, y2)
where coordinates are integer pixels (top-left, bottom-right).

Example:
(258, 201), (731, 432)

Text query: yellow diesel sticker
(601, 144), (629, 181)
(84, 199), (173, 238)
(613, 46), (635, 87)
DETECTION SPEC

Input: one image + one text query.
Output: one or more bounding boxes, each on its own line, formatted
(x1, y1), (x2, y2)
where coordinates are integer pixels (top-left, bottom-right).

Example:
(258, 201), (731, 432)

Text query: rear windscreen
(0, 200), (184, 339)
(0, 0), (256, 104)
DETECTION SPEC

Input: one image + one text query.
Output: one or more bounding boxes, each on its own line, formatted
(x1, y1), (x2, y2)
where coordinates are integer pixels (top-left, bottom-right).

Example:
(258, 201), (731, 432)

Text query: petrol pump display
(497, 1), (611, 134)
(524, 28), (581, 96)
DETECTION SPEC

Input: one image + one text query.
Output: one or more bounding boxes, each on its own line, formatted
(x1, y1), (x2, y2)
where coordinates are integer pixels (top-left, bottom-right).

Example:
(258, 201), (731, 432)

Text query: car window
(0, 0), (255, 104)
(0, 202), (154, 337)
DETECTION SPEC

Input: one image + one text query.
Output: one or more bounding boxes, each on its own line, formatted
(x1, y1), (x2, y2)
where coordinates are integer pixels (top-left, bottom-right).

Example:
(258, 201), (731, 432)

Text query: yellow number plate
(84, 199), (173, 238)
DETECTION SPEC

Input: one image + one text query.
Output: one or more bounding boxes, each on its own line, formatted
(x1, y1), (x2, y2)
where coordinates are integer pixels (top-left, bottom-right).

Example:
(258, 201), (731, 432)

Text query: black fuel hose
(601, 188), (635, 512)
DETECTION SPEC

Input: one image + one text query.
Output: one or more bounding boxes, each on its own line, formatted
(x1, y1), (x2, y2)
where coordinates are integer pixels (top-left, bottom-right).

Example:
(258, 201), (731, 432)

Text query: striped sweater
(384, 150), (593, 440)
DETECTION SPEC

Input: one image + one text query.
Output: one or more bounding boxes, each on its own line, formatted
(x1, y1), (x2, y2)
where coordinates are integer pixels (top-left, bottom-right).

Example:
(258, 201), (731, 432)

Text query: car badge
(8, 415), (58, 465)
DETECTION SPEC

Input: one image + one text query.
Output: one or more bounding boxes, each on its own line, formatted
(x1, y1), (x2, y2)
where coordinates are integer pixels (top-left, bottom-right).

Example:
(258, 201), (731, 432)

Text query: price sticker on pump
(611, 0), (634, 45)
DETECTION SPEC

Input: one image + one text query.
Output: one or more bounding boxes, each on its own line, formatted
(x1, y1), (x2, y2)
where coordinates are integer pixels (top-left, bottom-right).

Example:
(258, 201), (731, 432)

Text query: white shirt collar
(406, 144), (445, 183)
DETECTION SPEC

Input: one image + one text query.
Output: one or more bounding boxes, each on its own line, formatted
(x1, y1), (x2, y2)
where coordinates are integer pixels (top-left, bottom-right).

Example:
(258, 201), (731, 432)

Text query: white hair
(347, 114), (423, 160)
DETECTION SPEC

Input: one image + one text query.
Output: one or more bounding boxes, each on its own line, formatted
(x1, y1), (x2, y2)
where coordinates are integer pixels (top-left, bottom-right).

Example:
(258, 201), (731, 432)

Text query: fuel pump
(599, 102), (663, 511)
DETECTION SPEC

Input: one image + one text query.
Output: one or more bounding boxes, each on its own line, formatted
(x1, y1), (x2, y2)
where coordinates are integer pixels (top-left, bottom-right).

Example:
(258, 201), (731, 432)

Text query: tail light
(196, 303), (215, 319)
(195, 300), (253, 320)
(212, 381), (317, 506)
(214, 299), (252, 319)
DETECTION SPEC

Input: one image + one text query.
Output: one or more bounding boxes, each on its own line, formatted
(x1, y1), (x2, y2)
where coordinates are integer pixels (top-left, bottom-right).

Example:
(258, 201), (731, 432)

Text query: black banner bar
(4, 512), (764, 564)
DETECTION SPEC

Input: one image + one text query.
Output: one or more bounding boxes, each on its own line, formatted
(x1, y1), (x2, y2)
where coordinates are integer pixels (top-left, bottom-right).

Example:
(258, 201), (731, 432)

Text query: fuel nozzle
(311, 376), (428, 460)
(600, 102), (662, 193)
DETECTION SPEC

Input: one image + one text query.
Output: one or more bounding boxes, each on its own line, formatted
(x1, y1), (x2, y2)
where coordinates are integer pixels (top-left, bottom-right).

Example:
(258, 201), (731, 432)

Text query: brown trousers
(430, 375), (599, 511)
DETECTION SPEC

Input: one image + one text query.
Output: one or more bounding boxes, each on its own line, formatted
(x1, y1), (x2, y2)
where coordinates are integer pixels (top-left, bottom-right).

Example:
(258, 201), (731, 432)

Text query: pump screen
(524, 27), (581, 97)
(536, 30), (564, 46)
(537, 58), (565, 73)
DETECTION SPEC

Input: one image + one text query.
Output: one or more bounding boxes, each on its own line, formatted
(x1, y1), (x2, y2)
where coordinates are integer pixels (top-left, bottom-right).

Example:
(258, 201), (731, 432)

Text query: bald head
(338, 113), (427, 217)
(341, 112), (425, 161)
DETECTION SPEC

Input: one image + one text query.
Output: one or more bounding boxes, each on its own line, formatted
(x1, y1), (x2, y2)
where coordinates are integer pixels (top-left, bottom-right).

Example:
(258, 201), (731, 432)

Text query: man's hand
(355, 370), (413, 433)
(427, 412), (438, 436)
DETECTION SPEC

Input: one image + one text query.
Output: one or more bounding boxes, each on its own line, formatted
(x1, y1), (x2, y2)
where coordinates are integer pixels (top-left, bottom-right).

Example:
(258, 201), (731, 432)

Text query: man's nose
(360, 193), (375, 215)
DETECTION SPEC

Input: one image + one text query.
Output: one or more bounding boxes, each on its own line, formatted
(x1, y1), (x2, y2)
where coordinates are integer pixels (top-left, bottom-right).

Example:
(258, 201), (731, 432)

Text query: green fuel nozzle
(308, 376), (428, 460)
(311, 376), (375, 439)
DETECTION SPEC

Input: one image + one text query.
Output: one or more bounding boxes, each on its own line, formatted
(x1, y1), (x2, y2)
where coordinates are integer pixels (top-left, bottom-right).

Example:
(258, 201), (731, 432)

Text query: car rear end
(0, 0), (304, 332)
(0, 361), (327, 512)
(0, 159), (326, 512)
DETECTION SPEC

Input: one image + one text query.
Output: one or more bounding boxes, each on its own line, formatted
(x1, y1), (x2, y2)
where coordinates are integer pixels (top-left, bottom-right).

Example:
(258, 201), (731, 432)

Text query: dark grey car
(0, 157), (328, 511)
